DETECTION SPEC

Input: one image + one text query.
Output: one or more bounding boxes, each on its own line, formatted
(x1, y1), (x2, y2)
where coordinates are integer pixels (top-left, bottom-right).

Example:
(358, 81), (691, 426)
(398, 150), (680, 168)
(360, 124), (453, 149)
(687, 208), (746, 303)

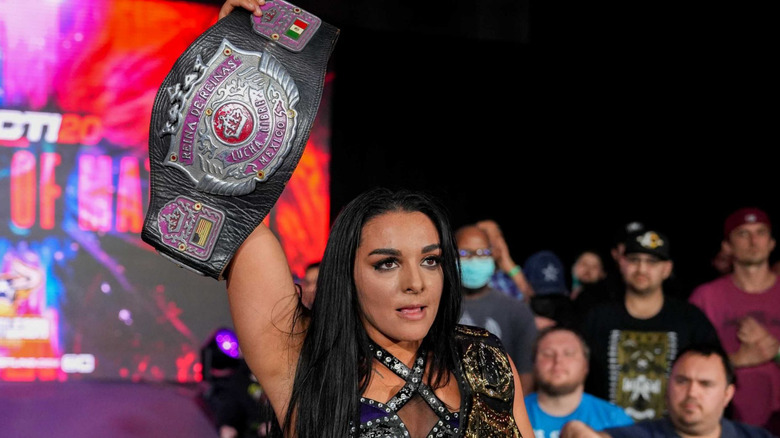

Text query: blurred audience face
(573, 251), (606, 284)
(725, 223), (775, 267)
(667, 351), (735, 436)
(533, 329), (589, 396)
(711, 247), (733, 275)
(610, 243), (624, 263)
(301, 264), (319, 308)
(620, 253), (672, 295)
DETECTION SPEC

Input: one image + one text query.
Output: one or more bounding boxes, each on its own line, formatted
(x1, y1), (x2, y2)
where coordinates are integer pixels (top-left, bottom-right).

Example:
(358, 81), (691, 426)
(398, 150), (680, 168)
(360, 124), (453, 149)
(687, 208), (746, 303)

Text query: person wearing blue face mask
(456, 224), (539, 394)
(460, 246), (497, 289)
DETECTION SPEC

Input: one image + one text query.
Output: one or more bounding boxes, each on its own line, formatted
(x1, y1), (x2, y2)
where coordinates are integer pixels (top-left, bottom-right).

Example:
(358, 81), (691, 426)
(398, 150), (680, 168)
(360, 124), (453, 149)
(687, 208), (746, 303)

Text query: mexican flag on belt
(286, 18), (309, 40)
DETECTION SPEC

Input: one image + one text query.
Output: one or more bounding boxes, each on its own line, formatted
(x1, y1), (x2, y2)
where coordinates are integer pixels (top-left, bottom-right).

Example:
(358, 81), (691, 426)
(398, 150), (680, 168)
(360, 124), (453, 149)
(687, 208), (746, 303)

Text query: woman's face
(573, 251), (605, 284)
(354, 211), (444, 347)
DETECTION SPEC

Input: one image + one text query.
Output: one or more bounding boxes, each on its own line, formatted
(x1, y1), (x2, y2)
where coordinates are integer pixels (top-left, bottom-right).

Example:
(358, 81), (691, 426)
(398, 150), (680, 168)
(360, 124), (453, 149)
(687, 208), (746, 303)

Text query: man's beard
(535, 377), (580, 397)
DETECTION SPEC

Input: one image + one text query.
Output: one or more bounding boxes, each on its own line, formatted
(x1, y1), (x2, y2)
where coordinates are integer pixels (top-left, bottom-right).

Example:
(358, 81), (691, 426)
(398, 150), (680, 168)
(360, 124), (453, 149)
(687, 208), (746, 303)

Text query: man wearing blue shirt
(525, 326), (634, 438)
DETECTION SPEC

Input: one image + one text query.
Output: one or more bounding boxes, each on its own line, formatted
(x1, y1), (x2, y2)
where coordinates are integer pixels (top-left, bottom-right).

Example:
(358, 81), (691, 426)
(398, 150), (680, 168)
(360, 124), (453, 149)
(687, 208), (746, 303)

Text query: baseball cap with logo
(723, 207), (771, 238)
(611, 220), (646, 248)
(623, 230), (670, 261)
(523, 250), (569, 296)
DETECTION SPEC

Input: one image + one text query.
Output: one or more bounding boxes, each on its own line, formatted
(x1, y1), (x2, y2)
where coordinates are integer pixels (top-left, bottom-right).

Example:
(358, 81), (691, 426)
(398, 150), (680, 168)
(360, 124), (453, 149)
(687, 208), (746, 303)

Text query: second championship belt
(142, 2), (339, 280)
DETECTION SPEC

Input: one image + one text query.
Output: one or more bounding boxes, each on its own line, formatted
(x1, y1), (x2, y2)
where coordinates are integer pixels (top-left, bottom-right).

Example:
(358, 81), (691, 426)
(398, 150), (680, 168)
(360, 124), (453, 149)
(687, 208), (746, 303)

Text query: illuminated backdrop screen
(0, 0), (331, 382)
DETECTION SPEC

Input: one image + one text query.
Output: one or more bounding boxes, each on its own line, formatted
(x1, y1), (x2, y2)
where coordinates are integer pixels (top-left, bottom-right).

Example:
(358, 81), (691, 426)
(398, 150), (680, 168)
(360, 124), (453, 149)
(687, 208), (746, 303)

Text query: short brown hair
(532, 326), (590, 361)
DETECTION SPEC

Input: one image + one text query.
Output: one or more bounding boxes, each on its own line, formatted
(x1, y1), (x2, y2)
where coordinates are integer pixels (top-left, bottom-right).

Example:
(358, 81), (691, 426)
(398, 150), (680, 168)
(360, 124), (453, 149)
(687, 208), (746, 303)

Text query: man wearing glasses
(579, 229), (722, 423)
(455, 224), (539, 395)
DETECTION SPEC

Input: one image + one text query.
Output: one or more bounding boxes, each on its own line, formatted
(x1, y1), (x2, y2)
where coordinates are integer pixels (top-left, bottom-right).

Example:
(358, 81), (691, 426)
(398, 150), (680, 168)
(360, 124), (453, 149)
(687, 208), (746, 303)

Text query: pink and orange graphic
(0, 0), (331, 382)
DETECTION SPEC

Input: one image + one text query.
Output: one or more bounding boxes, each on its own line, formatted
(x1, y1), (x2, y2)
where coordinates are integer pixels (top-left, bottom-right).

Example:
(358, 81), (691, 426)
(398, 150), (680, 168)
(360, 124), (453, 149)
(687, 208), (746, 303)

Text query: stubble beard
(670, 398), (709, 435)
(535, 378), (580, 397)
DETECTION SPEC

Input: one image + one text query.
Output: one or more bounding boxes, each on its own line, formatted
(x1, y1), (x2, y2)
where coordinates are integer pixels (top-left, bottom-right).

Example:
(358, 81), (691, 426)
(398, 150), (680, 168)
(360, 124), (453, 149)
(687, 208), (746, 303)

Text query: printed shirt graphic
(581, 298), (722, 425)
(608, 329), (677, 421)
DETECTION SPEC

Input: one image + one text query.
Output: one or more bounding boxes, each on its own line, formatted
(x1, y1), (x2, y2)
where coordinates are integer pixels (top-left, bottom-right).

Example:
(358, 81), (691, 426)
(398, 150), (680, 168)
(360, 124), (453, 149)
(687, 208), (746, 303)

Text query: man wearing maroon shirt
(689, 207), (780, 435)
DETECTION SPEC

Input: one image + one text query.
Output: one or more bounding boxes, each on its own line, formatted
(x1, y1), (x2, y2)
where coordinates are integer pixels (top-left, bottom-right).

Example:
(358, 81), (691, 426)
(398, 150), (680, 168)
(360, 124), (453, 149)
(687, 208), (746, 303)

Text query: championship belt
(142, 2), (339, 280)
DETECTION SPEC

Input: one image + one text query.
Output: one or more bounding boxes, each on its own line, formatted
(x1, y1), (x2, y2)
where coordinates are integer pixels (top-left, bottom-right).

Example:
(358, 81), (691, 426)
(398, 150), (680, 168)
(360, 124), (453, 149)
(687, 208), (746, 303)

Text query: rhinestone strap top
(356, 342), (461, 438)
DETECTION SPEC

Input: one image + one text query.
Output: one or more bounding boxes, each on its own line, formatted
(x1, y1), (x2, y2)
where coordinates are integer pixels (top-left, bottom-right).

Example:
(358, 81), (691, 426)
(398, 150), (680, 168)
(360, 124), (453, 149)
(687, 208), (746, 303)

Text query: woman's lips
(397, 306), (426, 320)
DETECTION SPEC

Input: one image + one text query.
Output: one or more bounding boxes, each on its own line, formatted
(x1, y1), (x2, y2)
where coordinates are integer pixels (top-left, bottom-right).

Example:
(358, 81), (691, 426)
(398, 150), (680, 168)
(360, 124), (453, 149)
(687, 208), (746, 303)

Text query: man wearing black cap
(590, 221), (648, 310)
(579, 229), (722, 423)
(689, 207), (780, 435)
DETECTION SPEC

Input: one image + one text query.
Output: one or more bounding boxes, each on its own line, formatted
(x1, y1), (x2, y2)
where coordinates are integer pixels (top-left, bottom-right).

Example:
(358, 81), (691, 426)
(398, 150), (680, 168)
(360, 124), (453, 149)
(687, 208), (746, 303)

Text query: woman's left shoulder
(453, 325), (516, 408)
(454, 324), (506, 351)
(455, 323), (496, 340)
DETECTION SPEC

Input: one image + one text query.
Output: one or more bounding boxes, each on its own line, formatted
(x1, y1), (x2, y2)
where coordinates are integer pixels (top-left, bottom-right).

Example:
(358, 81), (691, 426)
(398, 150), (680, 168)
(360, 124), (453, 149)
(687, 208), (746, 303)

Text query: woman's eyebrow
(422, 243), (441, 253)
(368, 248), (400, 256)
(367, 244), (440, 256)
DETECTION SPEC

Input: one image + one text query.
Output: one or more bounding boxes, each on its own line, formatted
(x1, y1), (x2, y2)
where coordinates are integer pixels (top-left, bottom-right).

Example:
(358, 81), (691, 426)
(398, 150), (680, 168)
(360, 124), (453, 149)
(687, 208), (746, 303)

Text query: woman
(226, 186), (534, 437)
(218, 6), (533, 438)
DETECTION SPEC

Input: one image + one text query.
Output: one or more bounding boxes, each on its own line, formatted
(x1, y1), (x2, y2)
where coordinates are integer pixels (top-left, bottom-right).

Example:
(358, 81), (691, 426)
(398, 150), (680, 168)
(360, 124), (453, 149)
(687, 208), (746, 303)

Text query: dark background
(213, 0), (776, 296)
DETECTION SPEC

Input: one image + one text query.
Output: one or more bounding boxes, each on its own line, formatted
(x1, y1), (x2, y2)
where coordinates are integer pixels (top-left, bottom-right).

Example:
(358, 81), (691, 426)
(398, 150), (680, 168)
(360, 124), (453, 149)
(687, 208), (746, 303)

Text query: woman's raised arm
(226, 223), (305, 422)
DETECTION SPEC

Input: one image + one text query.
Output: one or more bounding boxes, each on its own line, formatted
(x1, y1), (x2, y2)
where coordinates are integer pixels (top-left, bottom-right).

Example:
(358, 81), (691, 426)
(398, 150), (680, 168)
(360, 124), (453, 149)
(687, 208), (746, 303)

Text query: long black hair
(282, 187), (463, 437)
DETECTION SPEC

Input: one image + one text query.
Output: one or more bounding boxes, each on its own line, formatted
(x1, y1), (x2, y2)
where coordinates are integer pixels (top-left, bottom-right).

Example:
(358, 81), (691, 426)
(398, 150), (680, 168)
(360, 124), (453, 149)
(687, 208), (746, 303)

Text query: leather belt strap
(142, 2), (339, 280)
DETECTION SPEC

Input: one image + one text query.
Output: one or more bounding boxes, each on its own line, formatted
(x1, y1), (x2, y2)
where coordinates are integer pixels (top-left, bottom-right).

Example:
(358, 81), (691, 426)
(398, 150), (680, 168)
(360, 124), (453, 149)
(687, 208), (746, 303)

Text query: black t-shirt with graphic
(579, 296), (722, 422)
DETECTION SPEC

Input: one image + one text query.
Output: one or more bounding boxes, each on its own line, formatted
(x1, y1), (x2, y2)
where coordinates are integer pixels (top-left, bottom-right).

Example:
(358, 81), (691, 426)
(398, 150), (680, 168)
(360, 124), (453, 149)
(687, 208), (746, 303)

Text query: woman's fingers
(219, 0), (265, 19)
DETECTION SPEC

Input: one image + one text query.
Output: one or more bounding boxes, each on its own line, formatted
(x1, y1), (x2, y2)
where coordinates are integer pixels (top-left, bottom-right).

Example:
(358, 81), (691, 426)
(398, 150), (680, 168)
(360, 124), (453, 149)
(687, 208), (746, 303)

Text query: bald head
(455, 225), (490, 246)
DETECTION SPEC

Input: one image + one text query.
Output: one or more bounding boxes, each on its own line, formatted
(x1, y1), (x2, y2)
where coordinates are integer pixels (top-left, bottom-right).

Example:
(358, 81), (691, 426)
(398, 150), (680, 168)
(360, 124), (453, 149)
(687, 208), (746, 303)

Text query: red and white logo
(213, 102), (254, 144)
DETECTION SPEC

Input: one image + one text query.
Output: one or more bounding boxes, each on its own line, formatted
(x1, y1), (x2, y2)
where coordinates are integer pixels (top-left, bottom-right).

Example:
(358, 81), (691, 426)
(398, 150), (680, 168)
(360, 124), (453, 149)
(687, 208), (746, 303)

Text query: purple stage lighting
(214, 329), (240, 359)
